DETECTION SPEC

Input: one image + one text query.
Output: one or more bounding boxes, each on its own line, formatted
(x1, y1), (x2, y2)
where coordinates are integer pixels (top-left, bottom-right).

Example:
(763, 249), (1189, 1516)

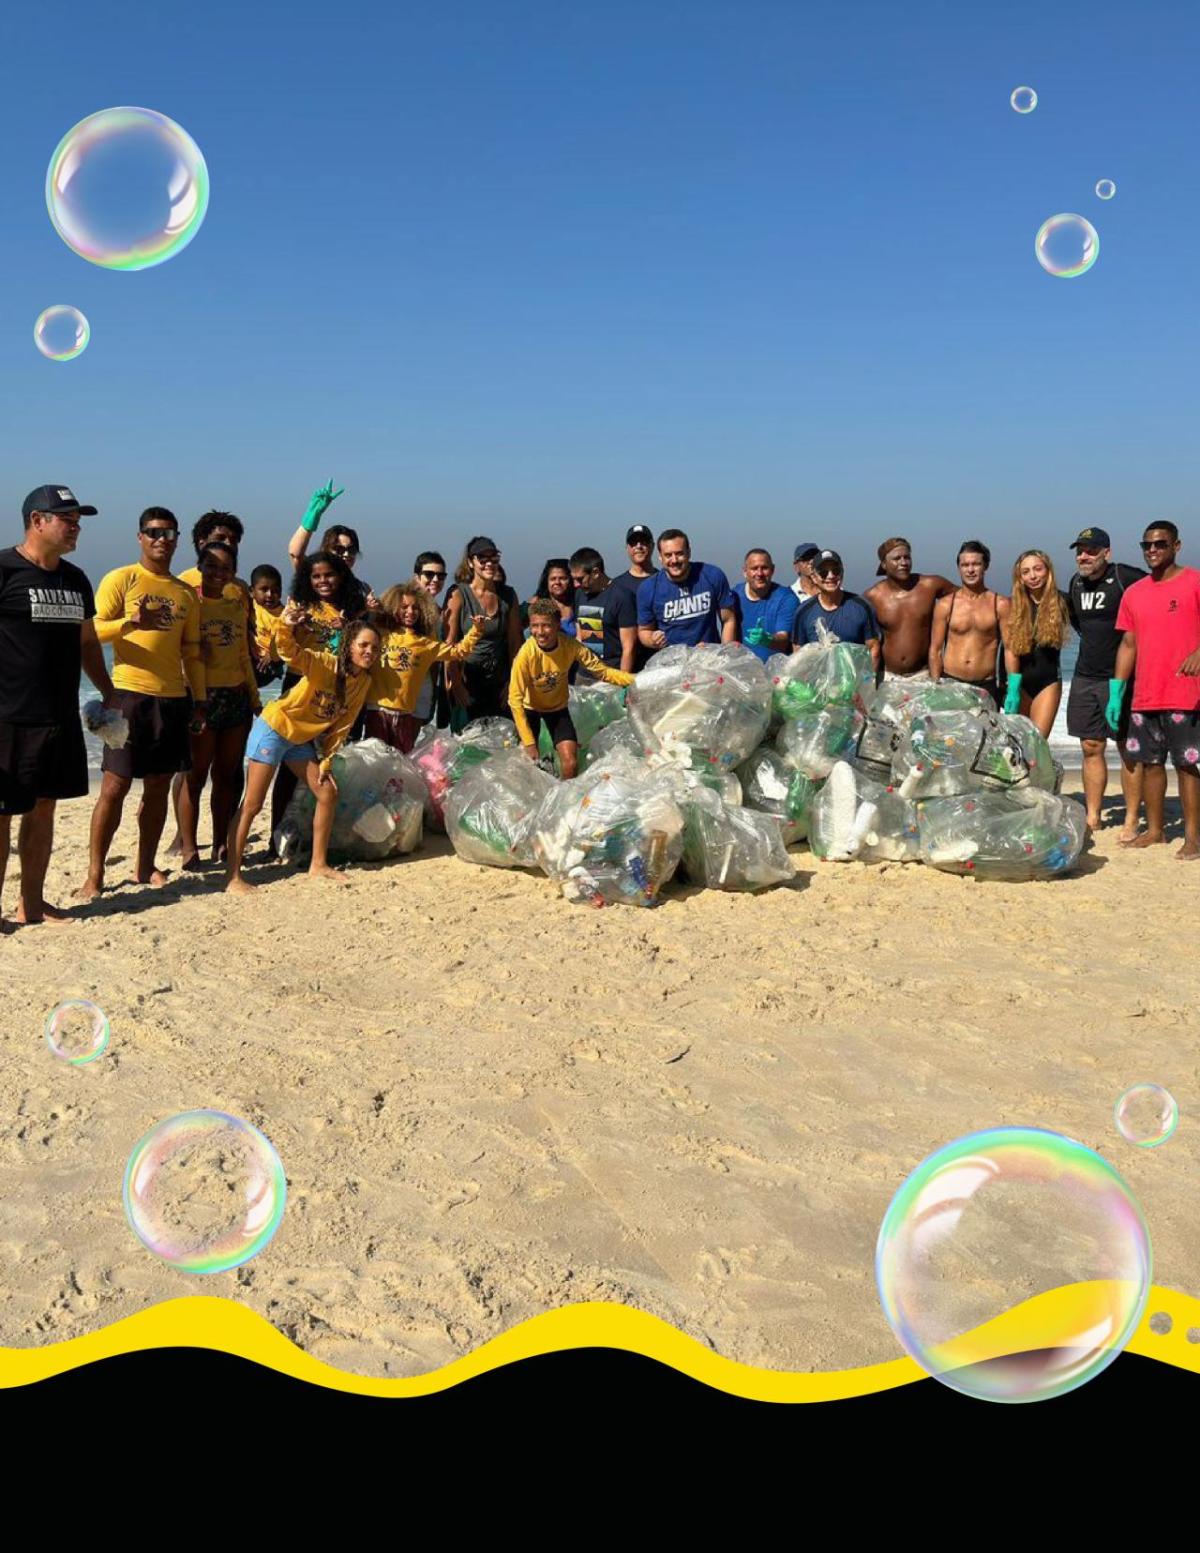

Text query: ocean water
(80, 641), (1086, 773)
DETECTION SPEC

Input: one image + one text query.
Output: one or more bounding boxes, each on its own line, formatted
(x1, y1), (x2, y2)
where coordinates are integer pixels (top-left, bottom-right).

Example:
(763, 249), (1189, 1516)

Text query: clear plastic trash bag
(737, 744), (819, 843)
(891, 711), (1033, 800)
(775, 703), (864, 779)
(915, 787), (1088, 880)
(444, 748), (556, 869)
(275, 738), (425, 862)
(678, 781), (794, 890)
(808, 760), (920, 863)
(626, 643), (770, 770)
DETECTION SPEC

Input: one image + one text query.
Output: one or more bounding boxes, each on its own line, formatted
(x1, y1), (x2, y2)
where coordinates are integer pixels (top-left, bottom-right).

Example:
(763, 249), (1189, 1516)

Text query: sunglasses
(142, 527), (177, 540)
(420, 569), (446, 580)
(816, 568), (843, 579)
(474, 552), (501, 563)
(1141, 539), (1173, 551)
(329, 544), (358, 557)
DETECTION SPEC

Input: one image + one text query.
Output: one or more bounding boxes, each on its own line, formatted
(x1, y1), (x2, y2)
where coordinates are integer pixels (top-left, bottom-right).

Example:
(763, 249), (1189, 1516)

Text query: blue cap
(793, 541), (820, 562)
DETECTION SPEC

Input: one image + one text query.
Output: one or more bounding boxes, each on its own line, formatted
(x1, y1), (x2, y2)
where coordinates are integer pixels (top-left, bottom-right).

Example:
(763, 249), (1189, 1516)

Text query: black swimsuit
(1017, 594), (1066, 697)
(941, 590), (1003, 708)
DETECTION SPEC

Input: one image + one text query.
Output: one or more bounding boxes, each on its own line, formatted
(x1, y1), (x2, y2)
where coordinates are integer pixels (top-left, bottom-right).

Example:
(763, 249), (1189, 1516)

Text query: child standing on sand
(366, 583), (485, 753)
(225, 604), (381, 893)
(509, 598), (634, 777)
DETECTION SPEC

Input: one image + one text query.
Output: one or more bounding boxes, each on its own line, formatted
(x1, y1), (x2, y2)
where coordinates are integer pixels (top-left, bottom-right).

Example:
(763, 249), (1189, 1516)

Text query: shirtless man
(929, 539), (1010, 708)
(863, 537), (954, 680)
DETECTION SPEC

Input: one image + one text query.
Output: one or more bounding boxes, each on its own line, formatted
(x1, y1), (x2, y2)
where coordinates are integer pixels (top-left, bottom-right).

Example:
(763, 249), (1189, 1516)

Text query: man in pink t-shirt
(1111, 520), (1200, 859)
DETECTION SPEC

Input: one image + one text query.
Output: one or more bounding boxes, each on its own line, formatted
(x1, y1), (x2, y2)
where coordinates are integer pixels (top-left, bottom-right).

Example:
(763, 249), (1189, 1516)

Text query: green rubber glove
(300, 478), (345, 534)
(1105, 679), (1127, 733)
(1003, 674), (1022, 715)
(745, 623), (769, 647)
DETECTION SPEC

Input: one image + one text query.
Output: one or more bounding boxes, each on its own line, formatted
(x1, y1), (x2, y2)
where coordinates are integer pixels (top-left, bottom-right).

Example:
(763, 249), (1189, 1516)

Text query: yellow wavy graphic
(2, 1285), (1197, 1397)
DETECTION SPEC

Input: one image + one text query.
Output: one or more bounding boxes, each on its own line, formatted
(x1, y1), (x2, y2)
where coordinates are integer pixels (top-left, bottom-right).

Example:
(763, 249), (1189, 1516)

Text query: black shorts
(0, 720), (89, 816)
(101, 690), (192, 780)
(1125, 710), (1200, 771)
(205, 685), (254, 732)
(524, 707), (578, 747)
(1067, 674), (1131, 742)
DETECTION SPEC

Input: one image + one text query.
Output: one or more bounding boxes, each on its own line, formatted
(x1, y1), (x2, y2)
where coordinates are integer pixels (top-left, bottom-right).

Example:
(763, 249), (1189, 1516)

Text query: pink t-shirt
(1115, 567), (1200, 712)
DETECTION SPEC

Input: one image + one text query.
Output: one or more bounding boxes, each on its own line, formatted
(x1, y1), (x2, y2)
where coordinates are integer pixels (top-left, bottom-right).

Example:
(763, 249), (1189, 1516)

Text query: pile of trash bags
(276, 738), (425, 862)
(328, 632), (1086, 898)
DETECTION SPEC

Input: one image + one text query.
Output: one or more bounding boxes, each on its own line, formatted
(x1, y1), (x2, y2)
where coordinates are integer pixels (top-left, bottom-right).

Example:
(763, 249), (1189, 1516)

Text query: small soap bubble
(1147, 1311), (1172, 1336)
(1186, 1328), (1200, 1344)
(876, 1126), (1151, 1403)
(34, 305), (89, 361)
(1114, 1083), (1178, 1148)
(1035, 213), (1099, 278)
(1095, 179), (1116, 200)
(1010, 86), (1038, 114)
(45, 999), (110, 1065)
(123, 1110), (286, 1274)
(46, 105), (209, 270)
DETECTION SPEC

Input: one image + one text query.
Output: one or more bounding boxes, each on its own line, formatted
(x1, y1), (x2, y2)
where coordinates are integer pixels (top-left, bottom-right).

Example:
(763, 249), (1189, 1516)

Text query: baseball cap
(793, 541), (820, 562)
(22, 485), (97, 520)
(466, 535), (501, 558)
(626, 525), (653, 545)
(813, 549), (844, 573)
(1069, 526), (1111, 550)
(876, 535), (911, 575)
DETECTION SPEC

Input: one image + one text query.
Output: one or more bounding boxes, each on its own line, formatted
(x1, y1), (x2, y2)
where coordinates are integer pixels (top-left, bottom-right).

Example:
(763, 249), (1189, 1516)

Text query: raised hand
(301, 478), (345, 533)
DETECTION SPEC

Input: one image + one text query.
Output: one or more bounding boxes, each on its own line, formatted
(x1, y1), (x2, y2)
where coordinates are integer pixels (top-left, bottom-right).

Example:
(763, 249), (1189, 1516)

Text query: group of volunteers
(2, 479), (1199, 926)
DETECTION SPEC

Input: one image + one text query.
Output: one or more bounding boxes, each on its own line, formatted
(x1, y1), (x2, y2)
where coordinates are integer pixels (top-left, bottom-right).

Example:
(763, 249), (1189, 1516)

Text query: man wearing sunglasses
(1065, 527), (1145, 837)
(412, 551), (448, 725)
(1111, 521), (1200, 859)
(791, 550), (881, 671)
(1, 487), (115, 928)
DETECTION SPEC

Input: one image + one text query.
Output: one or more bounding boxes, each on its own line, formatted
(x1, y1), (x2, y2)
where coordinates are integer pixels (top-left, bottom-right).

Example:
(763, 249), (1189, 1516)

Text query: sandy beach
(1, 773), (1196, 1378)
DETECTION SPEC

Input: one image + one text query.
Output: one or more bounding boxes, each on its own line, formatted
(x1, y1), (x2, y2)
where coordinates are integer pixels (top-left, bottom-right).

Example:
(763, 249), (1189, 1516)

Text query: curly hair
(290, 552), (366, 615)
(333, 618), (382, 710)
(378, 581), (438, 636)
(1008, 550), (1070, 657)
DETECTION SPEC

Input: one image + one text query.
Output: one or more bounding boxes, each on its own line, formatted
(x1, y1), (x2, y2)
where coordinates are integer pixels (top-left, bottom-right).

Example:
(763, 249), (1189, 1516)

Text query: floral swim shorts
(1125, 710), (1200, 771)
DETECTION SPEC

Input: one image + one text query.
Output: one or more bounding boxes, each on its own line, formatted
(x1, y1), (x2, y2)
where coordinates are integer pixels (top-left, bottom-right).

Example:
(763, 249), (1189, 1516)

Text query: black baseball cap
(22, 484), (97, 520)
(466, 535), (500, 558)
(813, 549), (844, 572)
(626, 525), (653, 544)
(793, 541), (820, 562)
(1069, 527), (1111, 550)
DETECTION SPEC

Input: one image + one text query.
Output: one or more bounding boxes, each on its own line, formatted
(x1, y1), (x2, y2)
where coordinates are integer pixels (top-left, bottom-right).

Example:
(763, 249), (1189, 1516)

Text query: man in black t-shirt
(0, 486), (115, 928)
(1065, 526), (1146, 838)
(609, 525), (658, 670)
(569, 547), (638, 673)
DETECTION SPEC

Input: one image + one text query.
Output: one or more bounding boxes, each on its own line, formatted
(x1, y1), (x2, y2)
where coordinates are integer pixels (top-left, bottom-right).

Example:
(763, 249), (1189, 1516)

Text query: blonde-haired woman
(1002, 550), (1071, 738)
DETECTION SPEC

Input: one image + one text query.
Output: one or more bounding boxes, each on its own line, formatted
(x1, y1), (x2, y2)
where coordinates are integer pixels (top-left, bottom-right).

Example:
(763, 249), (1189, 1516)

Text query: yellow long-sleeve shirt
(93, 564), (205, 700)
(508, 635), (634, 746)
(368, 620), (483, 713)
(178, 567), (252, 612)
(200, 592), (261, 697)
(253, 601), (285, 665)
(264, 617), (372, 772)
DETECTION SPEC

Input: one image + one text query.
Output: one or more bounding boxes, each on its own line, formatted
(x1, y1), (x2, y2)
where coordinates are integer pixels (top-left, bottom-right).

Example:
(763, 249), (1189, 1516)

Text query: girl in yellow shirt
(179, 542), (262, 870)
(366, 583), (485, 752)
(226, 604), (382, 894)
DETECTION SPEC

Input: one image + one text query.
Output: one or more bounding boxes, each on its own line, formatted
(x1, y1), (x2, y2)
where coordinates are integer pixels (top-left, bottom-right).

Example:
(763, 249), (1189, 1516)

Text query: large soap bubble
(876, 1127), (1150, 1403)
(123, 1110), (286, 1274)
(46, 106), (209, 270)
(33, 305), (90, 361)
(1035, 214), (1099, 278)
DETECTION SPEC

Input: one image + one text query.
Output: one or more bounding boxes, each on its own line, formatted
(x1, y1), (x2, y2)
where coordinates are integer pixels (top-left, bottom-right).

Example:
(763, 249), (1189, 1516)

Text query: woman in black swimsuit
(1003, 549), (1071, 738)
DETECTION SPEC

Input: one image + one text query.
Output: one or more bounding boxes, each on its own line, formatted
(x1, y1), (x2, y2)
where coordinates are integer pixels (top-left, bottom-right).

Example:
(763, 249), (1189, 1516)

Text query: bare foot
(225, 877), (257, 896)
(74, 877), (104, 902)
(1176, 842), (1200, 861)
(1118, 828), (1141, 846)
(309, 864), (350, 886)
(1129, 831), (1165, 849)
(164, 832), (183, 856)
(15, 901), (77, 925)
(134, 868), (170, 886)
(1084, 813), (1102, 831)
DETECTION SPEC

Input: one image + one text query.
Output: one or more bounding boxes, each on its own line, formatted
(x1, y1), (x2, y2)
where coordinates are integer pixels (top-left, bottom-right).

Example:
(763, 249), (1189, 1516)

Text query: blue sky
(2, 1), (1197, 595)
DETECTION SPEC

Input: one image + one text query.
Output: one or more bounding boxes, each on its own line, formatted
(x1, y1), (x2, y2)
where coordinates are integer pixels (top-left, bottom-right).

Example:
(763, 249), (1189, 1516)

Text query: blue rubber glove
(1105, 678), (1127, 733)
(1002, 673), (1022, 715)
(745, 623), (769, 647)
(300, 478), (345, 534)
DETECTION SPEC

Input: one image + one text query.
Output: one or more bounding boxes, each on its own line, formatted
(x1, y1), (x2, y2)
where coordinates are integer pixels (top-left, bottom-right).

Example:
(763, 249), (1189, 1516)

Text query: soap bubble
(46, 106), (209, 271)
(1147, 1311), (1172, 1335)
(876, 1126), (1151, 1403)
(1010, 86), (1038, 114)
(1035, 213), (1099, 278)
(123, 1110), (286, 1274)
(1095, 179), (1116, 200)
(33, 305), (90, 361)
(44, 999), (109, 1064)
(1114, 1083), (1178, 1148)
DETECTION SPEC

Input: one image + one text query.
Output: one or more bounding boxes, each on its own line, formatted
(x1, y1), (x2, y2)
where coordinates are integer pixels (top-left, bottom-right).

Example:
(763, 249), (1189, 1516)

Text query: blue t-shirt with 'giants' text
(637, 562), (735, 647)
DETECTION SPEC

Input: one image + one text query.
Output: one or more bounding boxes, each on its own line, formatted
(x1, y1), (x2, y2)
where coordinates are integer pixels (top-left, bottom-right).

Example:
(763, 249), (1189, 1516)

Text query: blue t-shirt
(637, 563), (735, 647)
(792, 593), (879, 647)
(733, 581), (800, 662)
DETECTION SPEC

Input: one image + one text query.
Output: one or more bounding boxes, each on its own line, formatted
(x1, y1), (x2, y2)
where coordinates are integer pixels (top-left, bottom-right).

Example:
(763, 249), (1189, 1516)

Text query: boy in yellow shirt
(78, 507), (205, 899)
(250, 564), (285, 686)
(225, 603), (382, 894)
(510, 598), (634, 778)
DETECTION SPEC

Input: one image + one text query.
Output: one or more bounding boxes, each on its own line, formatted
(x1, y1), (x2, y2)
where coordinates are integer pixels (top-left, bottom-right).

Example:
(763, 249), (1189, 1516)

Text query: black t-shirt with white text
(575, 582), (637, 667)
(0, 547), (96, 723)
(1068, 563), (1146, 679)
